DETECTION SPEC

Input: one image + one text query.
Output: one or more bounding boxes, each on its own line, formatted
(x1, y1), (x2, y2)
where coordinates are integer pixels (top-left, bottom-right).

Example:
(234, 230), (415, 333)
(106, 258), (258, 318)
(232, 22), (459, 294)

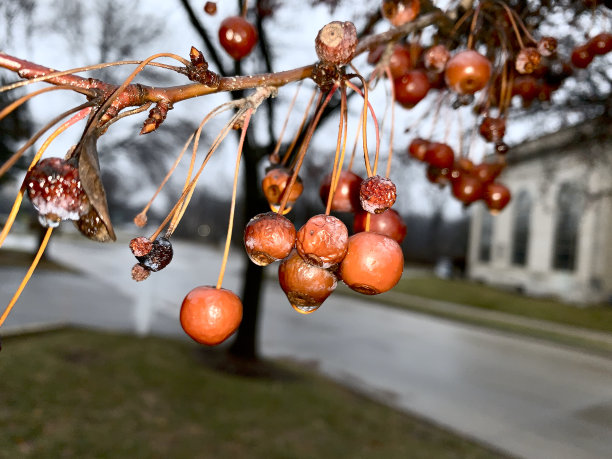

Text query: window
(512, 191), (531, 266)
(552, 182), (583, 271)
(478, 209), (493, 262)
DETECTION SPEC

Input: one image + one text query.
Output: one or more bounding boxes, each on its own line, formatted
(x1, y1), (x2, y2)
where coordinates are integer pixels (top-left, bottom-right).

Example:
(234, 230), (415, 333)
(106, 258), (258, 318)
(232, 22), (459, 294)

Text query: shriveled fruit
(261, 167), (303, 212)
(296, 214), (348, 268)
(479, 116), (506, 143)
(244, 212), (296, 266)
(587, 33), (612, 55)
(353, 209), (407, 244)
(278, 250), (337, 314)
(25, 157), (90, 227)
(444, 50), (491, 95)
(339, 232), (404, 295)
(424, 44), (450, 73)
(319, 170), (362, 213)
(180, 286), (243, 346)
(218, 16), (258, 60)
(472, 161), (505, 184)
(315, 21), (357, 66)
(515, 47), (541, 74)
(359, 175), (397, 214)
(135, 237), (173, 272)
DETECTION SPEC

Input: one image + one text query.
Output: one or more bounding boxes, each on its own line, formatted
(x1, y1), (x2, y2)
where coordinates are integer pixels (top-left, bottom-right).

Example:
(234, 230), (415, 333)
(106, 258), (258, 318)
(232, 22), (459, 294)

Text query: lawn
(0, 328), (503, 459)
(394, 276), (612, 333)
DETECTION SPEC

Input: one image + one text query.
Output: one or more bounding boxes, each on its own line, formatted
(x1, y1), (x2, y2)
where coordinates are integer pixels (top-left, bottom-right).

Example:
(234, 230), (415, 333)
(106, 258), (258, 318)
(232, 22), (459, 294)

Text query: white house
(467, 115), (612, 304)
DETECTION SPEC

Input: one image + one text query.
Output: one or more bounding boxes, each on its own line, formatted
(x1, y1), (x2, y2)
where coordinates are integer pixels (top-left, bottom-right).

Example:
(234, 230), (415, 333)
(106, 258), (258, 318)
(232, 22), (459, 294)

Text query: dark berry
(353, 209), (407, 244)
(137, 237), (173, 272)
(218, 16), (258, 60)
(131, 263), (151, 282)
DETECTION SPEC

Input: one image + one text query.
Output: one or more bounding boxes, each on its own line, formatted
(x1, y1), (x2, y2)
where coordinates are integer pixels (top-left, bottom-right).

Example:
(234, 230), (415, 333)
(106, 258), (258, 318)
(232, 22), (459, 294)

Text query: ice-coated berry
(278, 250), (337, 314)
(296, 214), (348, 269)
(129, 236), (153, 258)
(25, 157), (90, 227)
(381, 0), (420, 27)
(359, 175), (397, 214)
(244, 212), (296, 266)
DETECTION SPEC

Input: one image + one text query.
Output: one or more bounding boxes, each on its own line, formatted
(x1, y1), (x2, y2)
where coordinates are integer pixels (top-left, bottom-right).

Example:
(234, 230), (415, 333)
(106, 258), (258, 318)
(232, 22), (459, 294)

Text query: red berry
(359, 175), (397, 214)
(394, 70), (430, 108)
(484, 182), (511, 214)
(353, 209), (407, 244)
(180, 286), (243, 346)
(587, 33), (612, 55)
(512, 76), (540, 105)
(479, 117), (506, 143)
(244, 212), (296, 266)
(451, 174), (484, 205)
(278, 250), (337, 314)
(218, 16), (258, 60)
(261, 167), (303, 212)
(296, 214), (348, 269)
(381, 0), (420, 27)
(472, 161), (505, 184)
(424, 142), (454, 169)
(319, 170), (362, 213)
(339, 232), (404, 295)
(25, 157), (90, 227)
(444, 50), (492, 95)
(571, 44), (594, 68)
(408, 138), (429, 161)
(426, 165), (450, 186)
(387, 44), (412, 78)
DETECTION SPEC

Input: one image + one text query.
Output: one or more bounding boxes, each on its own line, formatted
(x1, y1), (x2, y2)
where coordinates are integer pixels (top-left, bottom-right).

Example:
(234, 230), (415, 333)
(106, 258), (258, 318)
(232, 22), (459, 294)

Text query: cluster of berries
(248, 167), (405, 314)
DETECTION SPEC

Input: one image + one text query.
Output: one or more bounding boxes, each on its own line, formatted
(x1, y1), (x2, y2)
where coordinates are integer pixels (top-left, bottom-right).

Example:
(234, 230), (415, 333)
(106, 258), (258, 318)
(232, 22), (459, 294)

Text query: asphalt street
(2, 232), (612, 459)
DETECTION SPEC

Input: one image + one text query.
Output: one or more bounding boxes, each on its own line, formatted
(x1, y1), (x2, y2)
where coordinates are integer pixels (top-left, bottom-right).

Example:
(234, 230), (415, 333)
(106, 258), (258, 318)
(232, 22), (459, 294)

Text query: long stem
(0, 227), (53, 328)
(325, 85), (348, 215)
(217, 109), (253, 289)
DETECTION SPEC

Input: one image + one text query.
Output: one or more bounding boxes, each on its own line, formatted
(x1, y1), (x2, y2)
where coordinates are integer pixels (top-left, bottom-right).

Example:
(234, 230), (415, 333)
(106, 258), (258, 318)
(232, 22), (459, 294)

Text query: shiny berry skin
(180, 286), (243, 346)
(278, 250), (337, 314)
(261, 167), (303, 212)
(360, 175), (397, 214)
(319, 170), (362, 213)
(353, 209), (407, 244)
(296, 214), (348, 269)
(408, 138), (429, 161)
(394, 70), (430, 108)
(25, 157), (90, 227)
(339, 232), (404, 295)
(424, 142), (454, 169)
(479, 117), (506, 143)
(484, 182), (511, 214)
(451, 174), (484, 205)
(381, 0), (420, 27)
(426, 165), (450, 186)
(571, 44), (593, 69)
(204, 1), (217, 15)
(587, 33), (612, 55)
(244, 212), (296, 266)
(444, 50), (492, 95)
(218, 16), (258, 60)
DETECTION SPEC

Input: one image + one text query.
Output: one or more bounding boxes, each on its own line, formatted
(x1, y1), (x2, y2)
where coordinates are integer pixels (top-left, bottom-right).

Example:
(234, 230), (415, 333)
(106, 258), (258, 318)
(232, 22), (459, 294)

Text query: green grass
(0, 328), (503, 459)
(394, 276), (612, 333)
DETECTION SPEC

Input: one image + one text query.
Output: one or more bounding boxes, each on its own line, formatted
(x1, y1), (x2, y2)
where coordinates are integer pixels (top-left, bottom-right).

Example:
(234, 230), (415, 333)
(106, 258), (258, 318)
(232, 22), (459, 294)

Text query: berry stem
(384, 66), (396, 179)
(240, 0), (249, 19)
(0, 86), (91, 122)
(325, 85), (349, 216)
(217, 108), (253, 290)
(467, 3), (482, 50)
(277, 88), (335, 215)
(281, 87), (317, 167)
(0, 227), (53, 328)
(270, 81), (302, 163)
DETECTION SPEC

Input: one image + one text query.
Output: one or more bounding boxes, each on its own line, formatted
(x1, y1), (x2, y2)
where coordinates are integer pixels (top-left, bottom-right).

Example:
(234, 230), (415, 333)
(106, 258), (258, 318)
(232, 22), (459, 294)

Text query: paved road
(3, 233), (612, 459)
